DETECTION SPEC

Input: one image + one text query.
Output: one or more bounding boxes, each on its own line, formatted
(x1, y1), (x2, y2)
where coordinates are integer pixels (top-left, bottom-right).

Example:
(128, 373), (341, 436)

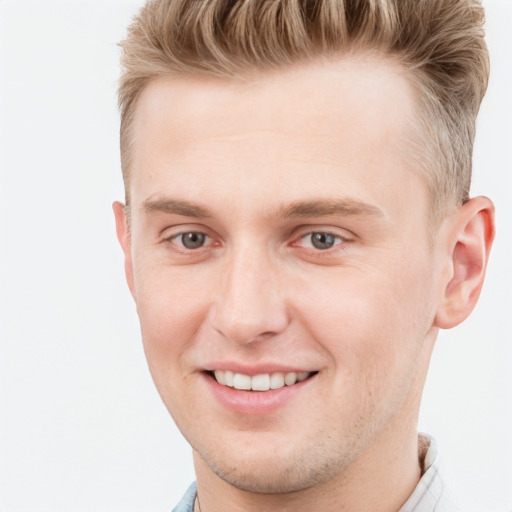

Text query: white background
(0, 1), (511, 511)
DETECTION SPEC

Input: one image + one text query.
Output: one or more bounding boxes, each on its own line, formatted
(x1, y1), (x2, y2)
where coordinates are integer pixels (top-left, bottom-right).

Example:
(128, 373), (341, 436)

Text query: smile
(212, 370), (314, 391)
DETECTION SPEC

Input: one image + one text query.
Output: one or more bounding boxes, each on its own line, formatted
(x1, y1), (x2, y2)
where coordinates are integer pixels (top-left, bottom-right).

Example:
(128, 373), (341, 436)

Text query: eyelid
(169, 231), (211, 247)
(296, 232), (344, 248)
(160, 224), (220, 254)
(160, 223), (213, 239)
(289, 226), (355, 257)
(292, 225), (353, 242)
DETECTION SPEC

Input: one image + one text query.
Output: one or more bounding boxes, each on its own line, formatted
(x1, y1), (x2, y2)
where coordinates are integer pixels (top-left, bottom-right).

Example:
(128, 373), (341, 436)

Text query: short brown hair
(118, 0), (489, 222)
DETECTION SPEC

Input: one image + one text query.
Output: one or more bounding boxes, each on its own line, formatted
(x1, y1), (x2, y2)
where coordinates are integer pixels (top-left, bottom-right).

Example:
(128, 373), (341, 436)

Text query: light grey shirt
(172, 435), (457, 512)
(399, 435), (458, 512)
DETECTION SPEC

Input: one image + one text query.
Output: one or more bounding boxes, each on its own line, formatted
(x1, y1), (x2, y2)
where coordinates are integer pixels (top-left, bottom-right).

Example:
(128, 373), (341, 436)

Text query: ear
(434, 196), (495, 329)
(113, 201), (136, 299)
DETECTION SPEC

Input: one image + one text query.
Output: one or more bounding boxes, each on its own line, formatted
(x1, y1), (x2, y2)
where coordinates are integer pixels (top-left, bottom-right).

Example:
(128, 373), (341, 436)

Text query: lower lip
(202, 373), (317, 415)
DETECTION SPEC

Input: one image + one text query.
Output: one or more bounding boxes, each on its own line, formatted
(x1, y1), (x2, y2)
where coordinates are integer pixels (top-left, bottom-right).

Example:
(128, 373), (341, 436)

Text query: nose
(209, 244), (290, 345)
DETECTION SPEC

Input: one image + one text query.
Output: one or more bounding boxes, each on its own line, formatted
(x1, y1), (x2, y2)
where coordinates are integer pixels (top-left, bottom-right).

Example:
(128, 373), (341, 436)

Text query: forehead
(134, 54), (415, 146)
(129, 54), (423, 219)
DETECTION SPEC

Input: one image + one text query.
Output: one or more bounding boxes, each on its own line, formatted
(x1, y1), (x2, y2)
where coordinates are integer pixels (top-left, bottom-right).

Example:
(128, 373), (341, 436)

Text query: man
(113, 1), (495, 510)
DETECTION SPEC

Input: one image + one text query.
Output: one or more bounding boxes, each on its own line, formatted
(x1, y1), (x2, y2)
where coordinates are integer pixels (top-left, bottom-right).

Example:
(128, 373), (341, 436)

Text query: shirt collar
(398, 433), (458, 512)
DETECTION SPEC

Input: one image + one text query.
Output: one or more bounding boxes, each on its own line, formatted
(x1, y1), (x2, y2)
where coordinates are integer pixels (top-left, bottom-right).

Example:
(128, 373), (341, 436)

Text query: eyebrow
(277, 199), (384, 219)
(142, 198), (212, 218)
(141, 196), (384, 220)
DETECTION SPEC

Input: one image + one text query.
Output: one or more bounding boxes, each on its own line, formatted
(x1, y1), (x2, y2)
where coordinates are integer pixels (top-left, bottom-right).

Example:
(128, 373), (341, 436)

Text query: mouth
(208, 370), (318, 392)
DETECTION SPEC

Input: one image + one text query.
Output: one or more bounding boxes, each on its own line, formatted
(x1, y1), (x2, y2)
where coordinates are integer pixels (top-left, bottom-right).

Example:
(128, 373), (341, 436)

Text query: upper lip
(202, 362), (317, 376)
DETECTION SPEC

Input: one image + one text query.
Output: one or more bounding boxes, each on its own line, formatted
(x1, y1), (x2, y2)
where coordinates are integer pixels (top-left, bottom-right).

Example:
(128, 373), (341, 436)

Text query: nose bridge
(211, 239), (288, 344)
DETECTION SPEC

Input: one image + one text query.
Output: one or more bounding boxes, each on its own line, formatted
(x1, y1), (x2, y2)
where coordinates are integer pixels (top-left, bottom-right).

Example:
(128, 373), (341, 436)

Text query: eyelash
(294, 231), (347, 251)
(161, 228), (352, 257)
(164, 231), (215, 254)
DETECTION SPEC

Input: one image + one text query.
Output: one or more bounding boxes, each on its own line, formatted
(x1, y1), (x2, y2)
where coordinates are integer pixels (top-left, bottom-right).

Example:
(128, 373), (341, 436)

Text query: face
(118, 55), (445, 493)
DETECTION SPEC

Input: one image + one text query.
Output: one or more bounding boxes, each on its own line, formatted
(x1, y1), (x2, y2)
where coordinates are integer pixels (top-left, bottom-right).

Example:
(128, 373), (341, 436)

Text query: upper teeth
(213, 370), (311, 391)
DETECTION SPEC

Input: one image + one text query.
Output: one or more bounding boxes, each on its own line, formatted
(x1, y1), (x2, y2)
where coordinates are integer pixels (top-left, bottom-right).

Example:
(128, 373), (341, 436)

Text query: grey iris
(311, 233), (336, 250)
(181, 232), (206, 249)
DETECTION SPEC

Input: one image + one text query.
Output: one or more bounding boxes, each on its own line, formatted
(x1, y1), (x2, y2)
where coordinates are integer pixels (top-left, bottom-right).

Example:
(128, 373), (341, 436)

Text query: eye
(300, 232), (344, 250)
(172, 232), (208, 250)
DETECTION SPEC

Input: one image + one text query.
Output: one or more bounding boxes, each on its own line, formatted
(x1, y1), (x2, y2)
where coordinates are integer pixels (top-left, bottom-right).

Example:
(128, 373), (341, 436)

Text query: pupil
(182, 232), (205, 249)
(311, 233), (335, 250)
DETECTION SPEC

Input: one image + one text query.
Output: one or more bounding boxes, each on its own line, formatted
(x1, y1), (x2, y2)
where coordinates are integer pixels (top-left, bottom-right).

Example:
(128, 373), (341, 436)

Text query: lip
(201, 370), (318, 415)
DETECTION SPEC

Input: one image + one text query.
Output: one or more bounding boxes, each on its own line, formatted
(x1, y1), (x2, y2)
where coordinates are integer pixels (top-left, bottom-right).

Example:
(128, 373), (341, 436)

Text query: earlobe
(113, 201), (136, 299)
(434, 197), (495, 329)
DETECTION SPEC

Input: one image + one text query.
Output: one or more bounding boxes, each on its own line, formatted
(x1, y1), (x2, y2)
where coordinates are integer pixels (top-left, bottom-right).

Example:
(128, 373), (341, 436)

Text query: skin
(114, 54), (494, 512)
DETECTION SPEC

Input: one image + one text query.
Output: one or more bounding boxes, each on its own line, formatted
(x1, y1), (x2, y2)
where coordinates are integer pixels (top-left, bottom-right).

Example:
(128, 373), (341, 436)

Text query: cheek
(295, 257), (435, 379)
(133, 260), (213, 375)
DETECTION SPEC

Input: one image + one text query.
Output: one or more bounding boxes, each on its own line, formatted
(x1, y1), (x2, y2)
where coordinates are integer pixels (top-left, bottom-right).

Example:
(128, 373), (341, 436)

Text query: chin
(209, 457), (329, 494)
(194, 434), (355, 495)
